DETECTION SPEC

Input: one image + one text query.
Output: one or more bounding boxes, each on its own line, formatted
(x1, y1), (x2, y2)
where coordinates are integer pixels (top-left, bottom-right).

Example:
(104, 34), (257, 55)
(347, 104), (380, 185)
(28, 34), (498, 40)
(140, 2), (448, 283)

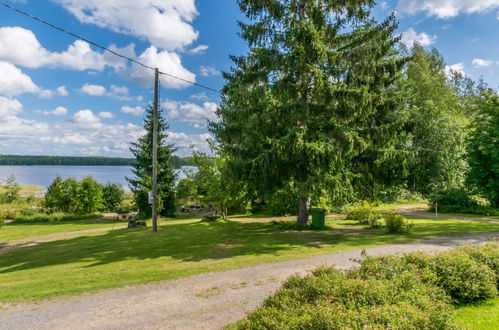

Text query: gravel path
(1, 232), (497, 330)
(397, 205), (499, 223)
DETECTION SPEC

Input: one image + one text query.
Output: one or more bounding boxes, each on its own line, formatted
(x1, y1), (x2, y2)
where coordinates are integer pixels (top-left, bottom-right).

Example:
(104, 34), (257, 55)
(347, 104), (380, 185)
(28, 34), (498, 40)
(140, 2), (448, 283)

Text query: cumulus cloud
(110, 85), (129, 95)
(167, 132), (213, 156)
(401, 28), (437, 47)
(72, 109), (102, 125)
(0, 27), (126, 71)
(42, 106), (68, 116)
(52, 0), (199, 51)
(56, 86), (69, 96)
(472, 58), (494, 67)
(80, 83), (107, 96)
(121, 106), (145, 116)
(200, 65), (221, 77)
(0, 96), (22, 117)
(0, 61), (39, 96)
(445, 62), (466, 76)
(165, 101), (218, 128)
(398, 0), (499, 19)
(126, 46), (196, 88)
(190, 92), (210, 101)
(98, 111), (114, 119)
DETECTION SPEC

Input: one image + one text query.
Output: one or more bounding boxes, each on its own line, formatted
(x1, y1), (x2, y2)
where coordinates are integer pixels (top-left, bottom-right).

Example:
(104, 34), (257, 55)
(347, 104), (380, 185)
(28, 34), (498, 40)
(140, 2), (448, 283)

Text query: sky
(0, 0), (498, 158)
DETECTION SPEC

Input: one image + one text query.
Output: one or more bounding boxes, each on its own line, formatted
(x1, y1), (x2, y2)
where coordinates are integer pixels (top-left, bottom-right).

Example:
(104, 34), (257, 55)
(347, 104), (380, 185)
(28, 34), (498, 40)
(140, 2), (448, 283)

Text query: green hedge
(235, 242), (499, 329)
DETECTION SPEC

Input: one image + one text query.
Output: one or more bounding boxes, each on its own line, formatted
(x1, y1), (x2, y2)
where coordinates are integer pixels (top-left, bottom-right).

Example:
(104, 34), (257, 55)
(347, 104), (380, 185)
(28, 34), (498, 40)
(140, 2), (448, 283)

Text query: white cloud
(72, 109), (101, 125)
(126, 46), (196, 88)
(56, 86), (69, 96)
(472, 58), (494, 67)
(0, 27), (126, 71)
(53, 0), (199, 50)
(110, 85), (129, 95)
(398, 0), (499, 18)
(165, 101), (218, 128)
(401, 28), (437, 47)
(189, 45), (208, 54)
(167, 132), (213, 156)
(190, 92), (210, 101)
(0, 96), (22, 117)
(200, 65), (221, 77)
(42, 106), (68, 116)
(445, 62), (466, 76)
(80, 83), (107, 96)
(121, 106), (145, 116)
(0, 61), (39, 96)
(98, 111), (114, 119)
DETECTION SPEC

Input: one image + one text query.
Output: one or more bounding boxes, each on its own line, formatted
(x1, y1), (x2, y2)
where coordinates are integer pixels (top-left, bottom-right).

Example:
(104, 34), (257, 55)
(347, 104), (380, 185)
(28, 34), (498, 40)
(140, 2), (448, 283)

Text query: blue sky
(0, 0), (497, 157)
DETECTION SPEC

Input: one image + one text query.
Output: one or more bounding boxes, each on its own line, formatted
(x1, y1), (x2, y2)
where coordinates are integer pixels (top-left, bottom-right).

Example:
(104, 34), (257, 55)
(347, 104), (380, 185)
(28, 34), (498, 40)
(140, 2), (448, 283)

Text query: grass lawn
(455, 298), (499, 329)
(0, 221), (120, 242)
(0, 217), (498, 302)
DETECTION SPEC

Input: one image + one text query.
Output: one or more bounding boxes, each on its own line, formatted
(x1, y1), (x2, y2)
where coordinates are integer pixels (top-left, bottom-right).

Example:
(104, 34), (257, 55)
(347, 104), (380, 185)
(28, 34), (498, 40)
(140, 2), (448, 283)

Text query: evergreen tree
(212, 0), (406, 224)
(127, 105), (177, 217)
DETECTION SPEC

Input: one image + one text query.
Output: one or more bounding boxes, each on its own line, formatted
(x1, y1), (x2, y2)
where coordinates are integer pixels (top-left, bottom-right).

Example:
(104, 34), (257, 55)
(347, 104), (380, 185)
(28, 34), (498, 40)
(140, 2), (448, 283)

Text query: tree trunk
(297, 196), (310, 225)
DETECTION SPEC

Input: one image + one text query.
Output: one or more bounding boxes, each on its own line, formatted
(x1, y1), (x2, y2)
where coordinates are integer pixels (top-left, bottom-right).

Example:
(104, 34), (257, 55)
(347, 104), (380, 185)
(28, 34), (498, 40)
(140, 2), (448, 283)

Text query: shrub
(430, 250), (497, 303)
(457, 242), (499, 289)
(102, 183), (125, 211)
(384, 212), (412, 233)
(346, 202), (381, 228)
(12, 212), (102, 223)
(237, 267), (455, 329)
(235, 244), (499, 329)
(429, 189), (478, 213)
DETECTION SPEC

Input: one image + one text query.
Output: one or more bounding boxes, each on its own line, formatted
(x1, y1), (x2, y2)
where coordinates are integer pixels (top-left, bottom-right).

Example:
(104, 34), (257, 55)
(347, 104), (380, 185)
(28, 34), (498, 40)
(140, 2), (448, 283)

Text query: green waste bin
(310, 208), (326, 229)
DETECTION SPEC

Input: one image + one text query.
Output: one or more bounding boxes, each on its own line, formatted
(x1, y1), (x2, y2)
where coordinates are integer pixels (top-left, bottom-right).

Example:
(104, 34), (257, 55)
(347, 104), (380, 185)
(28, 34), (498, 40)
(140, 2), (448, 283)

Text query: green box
(310, 208), (326, 229)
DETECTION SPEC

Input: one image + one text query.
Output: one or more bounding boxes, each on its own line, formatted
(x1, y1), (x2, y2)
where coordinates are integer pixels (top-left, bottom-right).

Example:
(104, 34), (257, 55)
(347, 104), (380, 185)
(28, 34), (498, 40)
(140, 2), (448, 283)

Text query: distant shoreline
(0, 155), (190, 168)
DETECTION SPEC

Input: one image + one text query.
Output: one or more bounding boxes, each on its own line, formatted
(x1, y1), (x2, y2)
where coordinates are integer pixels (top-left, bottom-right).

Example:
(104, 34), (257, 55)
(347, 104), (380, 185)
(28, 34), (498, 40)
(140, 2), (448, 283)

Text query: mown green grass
(0, 221), (119, 242)
(0, 217), (498, 302)
(455, 298), (499, 329)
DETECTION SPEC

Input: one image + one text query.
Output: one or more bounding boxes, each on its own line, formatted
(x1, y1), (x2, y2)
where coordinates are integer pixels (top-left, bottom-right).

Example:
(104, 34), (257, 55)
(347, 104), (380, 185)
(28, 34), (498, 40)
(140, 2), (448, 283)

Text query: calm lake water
(0, 166), (190, 190)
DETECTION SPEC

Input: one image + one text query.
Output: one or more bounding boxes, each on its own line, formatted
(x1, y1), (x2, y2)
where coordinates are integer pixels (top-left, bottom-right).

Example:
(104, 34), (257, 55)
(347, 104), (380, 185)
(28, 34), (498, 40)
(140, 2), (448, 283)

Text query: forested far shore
(0, 155), (191, 168)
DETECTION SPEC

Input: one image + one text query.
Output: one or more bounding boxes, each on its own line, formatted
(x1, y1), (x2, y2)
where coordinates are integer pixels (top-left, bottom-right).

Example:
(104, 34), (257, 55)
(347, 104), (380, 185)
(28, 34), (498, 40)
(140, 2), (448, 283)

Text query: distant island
(0, 155), (191, 168)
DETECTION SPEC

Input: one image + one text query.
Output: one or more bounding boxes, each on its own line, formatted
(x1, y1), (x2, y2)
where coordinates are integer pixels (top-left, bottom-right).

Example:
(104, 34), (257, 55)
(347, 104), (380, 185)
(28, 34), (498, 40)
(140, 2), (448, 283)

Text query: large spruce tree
(127, 105), (177, 217)
(211, 0), (406, 224)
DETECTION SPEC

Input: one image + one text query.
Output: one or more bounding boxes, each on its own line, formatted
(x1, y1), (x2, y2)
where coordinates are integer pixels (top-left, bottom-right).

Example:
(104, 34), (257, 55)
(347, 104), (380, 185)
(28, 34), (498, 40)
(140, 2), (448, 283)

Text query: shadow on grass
(0, 218), (498, 276)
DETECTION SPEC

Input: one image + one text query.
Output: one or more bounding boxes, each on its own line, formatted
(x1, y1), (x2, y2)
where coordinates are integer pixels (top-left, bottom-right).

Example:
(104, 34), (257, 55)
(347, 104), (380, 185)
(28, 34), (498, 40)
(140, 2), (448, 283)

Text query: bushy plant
(237, 267), (454, 329)
(346, 202), (382, 228)
(431, 251), (497, 303)
(459, 242), (499, 288)
(235, 244), (499, 329)
(429, 189), (478, 213)
(384, 212), (412, 233)
(102, 183), (124, 211)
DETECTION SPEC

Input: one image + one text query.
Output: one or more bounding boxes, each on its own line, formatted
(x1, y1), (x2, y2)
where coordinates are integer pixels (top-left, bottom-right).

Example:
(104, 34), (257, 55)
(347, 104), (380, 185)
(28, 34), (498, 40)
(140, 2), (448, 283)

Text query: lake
(0, 166), (191, 190)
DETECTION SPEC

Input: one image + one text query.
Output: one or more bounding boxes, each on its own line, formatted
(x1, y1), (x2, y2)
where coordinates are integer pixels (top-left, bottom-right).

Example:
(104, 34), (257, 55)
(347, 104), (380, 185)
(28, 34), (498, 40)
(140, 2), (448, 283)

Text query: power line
(0, 0), (221, 94)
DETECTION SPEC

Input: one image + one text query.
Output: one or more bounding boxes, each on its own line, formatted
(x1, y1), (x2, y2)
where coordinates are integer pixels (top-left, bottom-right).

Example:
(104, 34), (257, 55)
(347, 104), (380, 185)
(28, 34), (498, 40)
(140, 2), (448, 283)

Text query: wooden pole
(152, 68), (159, 232)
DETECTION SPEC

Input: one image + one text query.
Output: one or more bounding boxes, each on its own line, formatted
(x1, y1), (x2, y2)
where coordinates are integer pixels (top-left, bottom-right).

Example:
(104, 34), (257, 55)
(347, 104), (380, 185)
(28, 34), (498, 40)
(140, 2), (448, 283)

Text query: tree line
(0, 154), (191, 168)
(129, 0), (498, 223)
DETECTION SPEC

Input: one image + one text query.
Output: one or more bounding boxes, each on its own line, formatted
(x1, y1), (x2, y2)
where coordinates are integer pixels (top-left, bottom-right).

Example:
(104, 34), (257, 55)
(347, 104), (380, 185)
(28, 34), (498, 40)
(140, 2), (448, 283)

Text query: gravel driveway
(1, 232), (497, 330)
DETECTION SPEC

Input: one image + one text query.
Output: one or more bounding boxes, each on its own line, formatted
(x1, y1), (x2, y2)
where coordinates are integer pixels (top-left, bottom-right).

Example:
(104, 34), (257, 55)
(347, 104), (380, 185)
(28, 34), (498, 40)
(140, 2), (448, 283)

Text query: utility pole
(152, 68), (159, 232)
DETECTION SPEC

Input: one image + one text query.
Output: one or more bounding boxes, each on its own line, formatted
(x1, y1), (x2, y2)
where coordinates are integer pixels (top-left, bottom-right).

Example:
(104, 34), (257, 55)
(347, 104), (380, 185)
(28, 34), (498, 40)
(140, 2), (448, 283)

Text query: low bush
(431, 250), (497, 303)
(429, 189), (479, 214)
(234, 243), (499, 329)
(12, 211), (102, 223)
(384, 212), (412, 233)
(237, 267), (454, 329)
(346, 202), (381, 228)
